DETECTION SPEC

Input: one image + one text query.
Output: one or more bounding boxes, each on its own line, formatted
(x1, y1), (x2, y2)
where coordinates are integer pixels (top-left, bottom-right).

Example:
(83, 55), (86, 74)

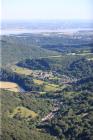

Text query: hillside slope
(0, 35), (59, 66)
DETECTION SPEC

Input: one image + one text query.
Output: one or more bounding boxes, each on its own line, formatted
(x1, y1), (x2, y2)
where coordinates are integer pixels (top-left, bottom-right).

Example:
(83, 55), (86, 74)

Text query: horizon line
(1, 19), (93, 22)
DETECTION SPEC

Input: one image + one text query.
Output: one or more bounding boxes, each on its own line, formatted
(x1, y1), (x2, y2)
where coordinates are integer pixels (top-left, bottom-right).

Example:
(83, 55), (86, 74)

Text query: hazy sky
(1, 0), (93, 21)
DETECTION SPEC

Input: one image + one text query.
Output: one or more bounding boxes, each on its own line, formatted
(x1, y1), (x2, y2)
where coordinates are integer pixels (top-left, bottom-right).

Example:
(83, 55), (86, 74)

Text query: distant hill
(0, 35), (59, 66)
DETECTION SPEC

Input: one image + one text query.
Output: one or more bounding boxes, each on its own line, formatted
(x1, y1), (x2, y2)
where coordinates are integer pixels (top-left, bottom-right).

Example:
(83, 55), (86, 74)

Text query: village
(31, 69), (77, 84)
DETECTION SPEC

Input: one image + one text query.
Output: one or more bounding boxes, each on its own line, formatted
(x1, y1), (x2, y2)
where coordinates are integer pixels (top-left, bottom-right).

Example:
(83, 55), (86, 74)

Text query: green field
(11, 65), (33, 75)
(9, 106), (38, 119)
(33, 79), (44, 85)
(44, 83), (60, 92)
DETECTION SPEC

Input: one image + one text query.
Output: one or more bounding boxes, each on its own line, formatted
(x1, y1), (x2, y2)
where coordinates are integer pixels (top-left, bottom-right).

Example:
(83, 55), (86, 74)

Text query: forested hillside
(1, 31), (93, 66)
(1, 33), (93, 140)
(0, 35), (59, 66)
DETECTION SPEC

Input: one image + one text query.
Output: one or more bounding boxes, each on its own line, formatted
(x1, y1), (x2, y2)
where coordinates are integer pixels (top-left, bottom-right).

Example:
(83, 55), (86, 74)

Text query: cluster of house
(31, 69), (77, 84)
(32, 70), (53, 79)
(59, 75), (77, 84)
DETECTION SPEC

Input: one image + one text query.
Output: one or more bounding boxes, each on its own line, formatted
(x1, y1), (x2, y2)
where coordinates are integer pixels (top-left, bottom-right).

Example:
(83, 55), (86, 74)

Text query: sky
(1, 0), (93, 21)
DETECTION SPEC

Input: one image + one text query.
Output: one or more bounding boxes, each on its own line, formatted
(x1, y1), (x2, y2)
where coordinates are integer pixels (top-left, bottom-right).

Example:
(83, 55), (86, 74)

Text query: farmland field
(33, 79), (44, 85)
(11, 65), (33, 75)
(0, 81), (20, 92)
(44, 83), (60, 92)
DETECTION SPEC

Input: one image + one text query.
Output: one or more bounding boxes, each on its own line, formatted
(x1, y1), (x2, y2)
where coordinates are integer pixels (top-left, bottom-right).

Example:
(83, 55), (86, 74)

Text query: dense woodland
(17, 59), (51, 70)
(38, 92), (93, 140)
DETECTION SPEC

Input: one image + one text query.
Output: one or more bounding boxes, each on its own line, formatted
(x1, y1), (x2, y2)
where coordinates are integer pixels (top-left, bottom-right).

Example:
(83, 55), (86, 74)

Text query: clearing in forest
(9, 106), (38, 119)
(11, 65), (33, 75)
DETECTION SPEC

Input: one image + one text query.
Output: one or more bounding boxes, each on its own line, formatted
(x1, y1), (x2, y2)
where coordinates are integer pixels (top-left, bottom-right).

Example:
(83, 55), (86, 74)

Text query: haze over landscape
(1, 0), (93, 35)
